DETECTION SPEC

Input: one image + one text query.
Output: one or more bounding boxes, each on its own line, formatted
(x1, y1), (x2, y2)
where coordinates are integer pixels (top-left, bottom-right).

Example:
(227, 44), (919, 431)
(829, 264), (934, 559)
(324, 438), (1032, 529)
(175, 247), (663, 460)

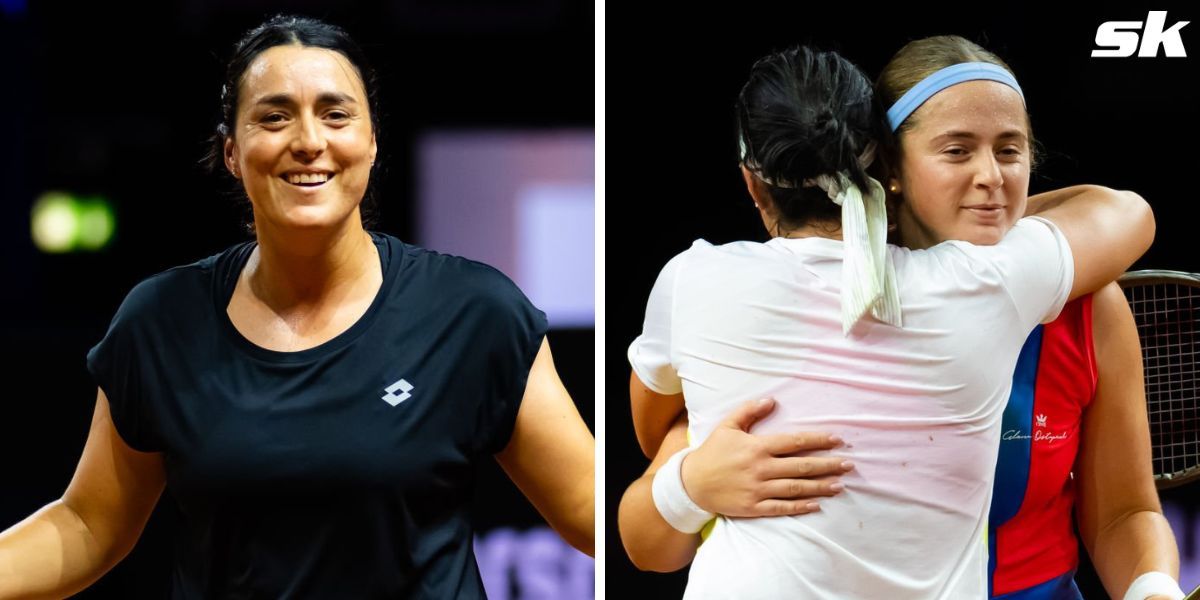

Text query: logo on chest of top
(382, 378), (414, 406)
(1002, 413), (1070, 444)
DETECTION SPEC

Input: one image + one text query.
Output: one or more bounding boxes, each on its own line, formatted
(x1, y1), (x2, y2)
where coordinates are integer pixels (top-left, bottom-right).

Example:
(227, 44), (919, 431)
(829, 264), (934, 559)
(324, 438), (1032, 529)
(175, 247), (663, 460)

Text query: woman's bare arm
(495, 338), (595, 556)
(629, 371), (685, 459)
(0, 388), (165, 599)
(1025, 185), (1154, 300)
(618, 417), (701, 572)
(619, 399), (849, 571)
(1075, 282), (1179, 599)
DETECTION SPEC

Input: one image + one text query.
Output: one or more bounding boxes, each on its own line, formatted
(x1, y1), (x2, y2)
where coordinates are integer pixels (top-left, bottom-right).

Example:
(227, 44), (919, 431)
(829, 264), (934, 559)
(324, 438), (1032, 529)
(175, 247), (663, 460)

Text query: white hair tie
(739, 140), (901, 334)
(825, 172), (902, 335)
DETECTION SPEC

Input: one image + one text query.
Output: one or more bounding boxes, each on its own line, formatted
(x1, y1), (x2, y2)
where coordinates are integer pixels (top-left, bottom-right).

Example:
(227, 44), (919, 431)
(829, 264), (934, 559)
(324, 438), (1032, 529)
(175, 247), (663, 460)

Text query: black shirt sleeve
(85, 277), (163, 453)
(471, 265), (550, 455)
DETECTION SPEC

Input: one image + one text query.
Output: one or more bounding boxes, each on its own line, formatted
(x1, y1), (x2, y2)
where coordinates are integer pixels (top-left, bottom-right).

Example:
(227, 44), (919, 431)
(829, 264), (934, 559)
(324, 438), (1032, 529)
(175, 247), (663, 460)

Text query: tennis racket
(1118, 270), (1200, 490)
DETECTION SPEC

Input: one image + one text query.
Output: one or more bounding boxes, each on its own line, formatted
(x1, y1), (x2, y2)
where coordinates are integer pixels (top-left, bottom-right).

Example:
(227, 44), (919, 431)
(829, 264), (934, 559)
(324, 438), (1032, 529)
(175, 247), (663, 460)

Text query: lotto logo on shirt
(382, 378), (414, 406)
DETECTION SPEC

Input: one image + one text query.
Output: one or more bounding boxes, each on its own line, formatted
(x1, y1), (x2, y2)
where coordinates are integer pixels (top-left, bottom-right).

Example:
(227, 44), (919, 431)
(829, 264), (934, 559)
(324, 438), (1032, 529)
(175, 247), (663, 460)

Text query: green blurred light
(77, 198), (115, 250)
(30, 192), (117, 253)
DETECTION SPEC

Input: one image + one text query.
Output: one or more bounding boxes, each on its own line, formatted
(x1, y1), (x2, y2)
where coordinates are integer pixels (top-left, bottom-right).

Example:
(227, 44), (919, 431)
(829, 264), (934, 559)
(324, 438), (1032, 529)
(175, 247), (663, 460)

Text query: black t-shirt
(86, 231), (548, 599)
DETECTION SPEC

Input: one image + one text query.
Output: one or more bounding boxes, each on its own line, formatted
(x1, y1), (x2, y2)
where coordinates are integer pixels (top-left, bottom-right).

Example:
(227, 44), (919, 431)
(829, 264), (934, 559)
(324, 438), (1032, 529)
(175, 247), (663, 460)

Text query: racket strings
(1124, 282), (1200, 483)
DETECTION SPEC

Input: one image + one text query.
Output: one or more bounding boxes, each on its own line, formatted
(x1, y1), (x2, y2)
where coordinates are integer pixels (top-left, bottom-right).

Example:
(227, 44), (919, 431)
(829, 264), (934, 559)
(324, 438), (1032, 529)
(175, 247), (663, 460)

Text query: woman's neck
(245, 216), (379, 310)
(776, 219), (843, 241)
(896, 205), (937, 251)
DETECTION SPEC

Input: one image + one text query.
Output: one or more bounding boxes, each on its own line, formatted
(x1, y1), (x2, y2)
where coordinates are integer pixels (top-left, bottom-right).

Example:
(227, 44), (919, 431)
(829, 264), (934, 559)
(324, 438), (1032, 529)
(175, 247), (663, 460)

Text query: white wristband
(1123, 571), (1185, 600)
(651, 446), (715, 533)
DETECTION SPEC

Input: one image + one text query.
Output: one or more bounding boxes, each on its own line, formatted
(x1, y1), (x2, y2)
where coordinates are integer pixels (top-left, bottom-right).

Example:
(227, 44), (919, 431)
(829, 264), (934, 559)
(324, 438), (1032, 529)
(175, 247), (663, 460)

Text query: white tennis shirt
(628, 217), (1074, 599)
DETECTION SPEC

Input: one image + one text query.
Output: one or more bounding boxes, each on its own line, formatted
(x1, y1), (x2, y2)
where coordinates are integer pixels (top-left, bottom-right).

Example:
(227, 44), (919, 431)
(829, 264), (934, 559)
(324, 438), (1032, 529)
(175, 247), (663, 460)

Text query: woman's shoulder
(109, 241), (251, 323)
(397, 240), (514, 284)
(389, 238), (536, 310)
(667, 238), (777, 263)
(642, 238), (794, 296)
(673, 237), (815, 269)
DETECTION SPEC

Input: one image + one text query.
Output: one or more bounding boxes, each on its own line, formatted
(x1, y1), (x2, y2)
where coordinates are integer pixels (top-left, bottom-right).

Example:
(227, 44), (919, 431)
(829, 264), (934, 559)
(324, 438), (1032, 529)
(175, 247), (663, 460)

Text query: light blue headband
(886, 62), (1025, 132)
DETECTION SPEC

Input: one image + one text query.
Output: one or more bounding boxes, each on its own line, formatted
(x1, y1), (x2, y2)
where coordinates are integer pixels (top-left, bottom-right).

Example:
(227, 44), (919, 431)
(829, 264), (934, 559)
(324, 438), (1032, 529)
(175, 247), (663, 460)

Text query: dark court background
(606, 2), (1200, 598)
(0, 1), (593, 598)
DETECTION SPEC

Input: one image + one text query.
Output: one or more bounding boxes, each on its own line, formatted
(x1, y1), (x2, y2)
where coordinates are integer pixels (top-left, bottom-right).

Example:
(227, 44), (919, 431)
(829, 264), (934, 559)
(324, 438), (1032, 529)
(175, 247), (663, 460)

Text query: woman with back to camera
(621, 35), (1183, 600)
(618, 44), (1155, 598)
(0, 14), (593, 600)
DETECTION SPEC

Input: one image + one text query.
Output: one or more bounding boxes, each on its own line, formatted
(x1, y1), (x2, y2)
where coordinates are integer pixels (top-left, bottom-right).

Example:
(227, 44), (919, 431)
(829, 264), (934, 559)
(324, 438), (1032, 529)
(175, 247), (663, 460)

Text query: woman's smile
(279, 170), (336, 192)
(962, 204), (1006, 224)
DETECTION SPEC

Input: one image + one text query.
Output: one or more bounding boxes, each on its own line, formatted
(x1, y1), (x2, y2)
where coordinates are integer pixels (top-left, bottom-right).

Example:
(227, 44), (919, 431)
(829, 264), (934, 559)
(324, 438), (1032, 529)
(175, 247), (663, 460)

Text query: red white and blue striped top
(989, 296), (1096, 599)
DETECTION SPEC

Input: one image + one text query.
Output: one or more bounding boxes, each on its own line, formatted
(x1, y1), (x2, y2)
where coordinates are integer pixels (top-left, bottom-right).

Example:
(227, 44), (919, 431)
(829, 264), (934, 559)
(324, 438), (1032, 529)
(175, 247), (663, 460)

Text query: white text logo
(1002, 429), (1071, 444)
(1093, 12), (1189, 57)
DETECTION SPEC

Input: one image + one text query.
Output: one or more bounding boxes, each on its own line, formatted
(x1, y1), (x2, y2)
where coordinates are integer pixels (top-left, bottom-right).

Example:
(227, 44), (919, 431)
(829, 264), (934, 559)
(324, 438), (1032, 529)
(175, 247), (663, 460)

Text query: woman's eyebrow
(931, 130), (977, 141)
(931, 130), (1027, 143)
(253, 91), (358, 107)
(997, 130), (1028, 141)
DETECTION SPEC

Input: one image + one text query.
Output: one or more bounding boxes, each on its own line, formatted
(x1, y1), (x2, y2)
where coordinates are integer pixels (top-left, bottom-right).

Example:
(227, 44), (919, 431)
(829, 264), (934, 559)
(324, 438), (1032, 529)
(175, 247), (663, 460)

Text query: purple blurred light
(475, 526), (594, 600)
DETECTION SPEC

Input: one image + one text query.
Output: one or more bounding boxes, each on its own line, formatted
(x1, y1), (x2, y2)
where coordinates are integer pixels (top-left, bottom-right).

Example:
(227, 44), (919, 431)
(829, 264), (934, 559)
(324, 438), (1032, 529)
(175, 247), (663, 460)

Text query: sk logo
(1093, 11), (1189, 57)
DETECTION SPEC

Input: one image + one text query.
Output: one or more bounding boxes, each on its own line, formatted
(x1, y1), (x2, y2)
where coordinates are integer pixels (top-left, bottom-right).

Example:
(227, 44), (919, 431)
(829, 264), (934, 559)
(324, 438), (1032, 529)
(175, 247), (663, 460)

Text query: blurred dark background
(606, 2), (1200, 598)
(0, 1), (594, 598)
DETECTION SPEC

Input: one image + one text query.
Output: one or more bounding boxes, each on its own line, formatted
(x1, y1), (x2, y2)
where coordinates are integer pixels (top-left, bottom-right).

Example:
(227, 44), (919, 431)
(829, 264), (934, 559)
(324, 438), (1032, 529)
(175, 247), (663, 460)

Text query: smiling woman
(222, 45), (377, 234)
(205, 21), (381, 237)
(0, 14), (594, 600)
(887, 79), (1032, 248)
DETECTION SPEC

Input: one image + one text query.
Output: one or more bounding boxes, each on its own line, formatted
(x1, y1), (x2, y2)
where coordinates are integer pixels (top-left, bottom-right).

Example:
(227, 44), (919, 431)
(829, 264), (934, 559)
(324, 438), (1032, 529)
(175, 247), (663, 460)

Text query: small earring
(889, 184), (899, 193)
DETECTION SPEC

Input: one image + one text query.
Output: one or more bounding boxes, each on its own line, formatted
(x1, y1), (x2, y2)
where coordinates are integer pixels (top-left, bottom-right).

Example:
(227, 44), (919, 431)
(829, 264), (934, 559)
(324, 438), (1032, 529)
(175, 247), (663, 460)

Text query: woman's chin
(272, 203), (357, 230)
(958, 221), (1015, 247)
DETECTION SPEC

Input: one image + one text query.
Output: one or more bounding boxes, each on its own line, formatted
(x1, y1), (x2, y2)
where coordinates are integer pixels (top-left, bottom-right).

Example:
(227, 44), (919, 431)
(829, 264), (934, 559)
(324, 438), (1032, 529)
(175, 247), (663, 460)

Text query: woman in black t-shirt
(0, 15), (593, 600)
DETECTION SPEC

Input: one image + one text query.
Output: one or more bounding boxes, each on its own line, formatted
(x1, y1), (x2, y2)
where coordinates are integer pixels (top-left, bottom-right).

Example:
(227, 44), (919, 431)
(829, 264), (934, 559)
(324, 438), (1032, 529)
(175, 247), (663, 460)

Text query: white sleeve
(988, 216), (1075, 327)
(627, 250), (689, 395)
